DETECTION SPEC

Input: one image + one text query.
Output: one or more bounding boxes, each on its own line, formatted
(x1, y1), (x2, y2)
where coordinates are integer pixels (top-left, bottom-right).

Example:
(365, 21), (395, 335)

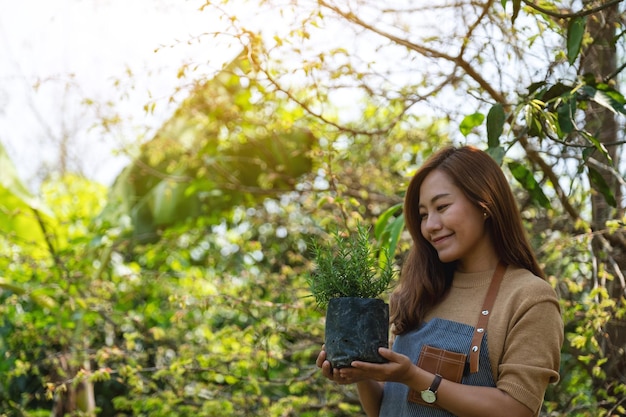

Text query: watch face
(420, 390), (436, 404)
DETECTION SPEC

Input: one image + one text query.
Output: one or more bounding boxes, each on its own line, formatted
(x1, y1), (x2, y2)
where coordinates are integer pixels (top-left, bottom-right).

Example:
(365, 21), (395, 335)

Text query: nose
(422, 212), (442, 234)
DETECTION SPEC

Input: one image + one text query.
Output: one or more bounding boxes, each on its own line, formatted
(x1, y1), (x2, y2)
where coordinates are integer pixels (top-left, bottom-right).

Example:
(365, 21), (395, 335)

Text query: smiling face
(418, 169), (496, 272)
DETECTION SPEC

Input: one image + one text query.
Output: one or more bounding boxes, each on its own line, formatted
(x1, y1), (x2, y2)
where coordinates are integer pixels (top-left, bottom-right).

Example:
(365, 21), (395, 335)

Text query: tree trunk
(581, 0), (625, 393)
(50, 353), (96, 417)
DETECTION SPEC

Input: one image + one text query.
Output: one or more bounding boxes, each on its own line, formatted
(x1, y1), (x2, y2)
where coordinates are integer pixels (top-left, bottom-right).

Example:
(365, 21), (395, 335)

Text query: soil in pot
(325, 297), (389, 369)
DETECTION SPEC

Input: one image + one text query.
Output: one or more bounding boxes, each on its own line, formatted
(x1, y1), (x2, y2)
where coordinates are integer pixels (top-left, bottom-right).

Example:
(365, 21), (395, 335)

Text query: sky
(0, 0), (240, 190)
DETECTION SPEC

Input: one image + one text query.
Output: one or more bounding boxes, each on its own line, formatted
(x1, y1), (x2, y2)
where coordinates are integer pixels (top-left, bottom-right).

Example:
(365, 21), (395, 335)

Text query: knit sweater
(424, 265), (563, 415)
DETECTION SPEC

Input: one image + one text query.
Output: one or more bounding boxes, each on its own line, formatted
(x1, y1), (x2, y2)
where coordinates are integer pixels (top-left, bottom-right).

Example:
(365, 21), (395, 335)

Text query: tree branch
(244, 31), (423, 137)
(605, 60), (626, 83)
(318, 0), (508, 105)
(521, 0), (625, 19)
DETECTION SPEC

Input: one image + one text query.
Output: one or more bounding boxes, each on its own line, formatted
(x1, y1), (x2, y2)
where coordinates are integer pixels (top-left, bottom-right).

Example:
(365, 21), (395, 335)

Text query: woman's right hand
(317, 345), (384, 417)
(316, 345), (367, 385)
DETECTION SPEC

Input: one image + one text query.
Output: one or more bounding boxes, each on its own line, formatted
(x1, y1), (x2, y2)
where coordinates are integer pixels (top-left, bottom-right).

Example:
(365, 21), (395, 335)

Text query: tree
(98, 51), (316, 243)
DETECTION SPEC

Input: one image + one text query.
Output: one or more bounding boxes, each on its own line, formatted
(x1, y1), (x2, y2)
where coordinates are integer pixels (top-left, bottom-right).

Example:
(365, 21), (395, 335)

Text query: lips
(431, 234), (453, 245)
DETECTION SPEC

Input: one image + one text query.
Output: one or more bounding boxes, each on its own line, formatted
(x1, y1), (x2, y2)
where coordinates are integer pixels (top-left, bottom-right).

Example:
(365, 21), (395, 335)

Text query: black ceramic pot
(324, 297), (389, 369)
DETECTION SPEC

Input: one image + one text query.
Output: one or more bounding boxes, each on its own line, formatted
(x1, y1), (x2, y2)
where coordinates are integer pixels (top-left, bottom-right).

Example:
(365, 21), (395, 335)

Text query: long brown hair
(390, 145), (545, 335)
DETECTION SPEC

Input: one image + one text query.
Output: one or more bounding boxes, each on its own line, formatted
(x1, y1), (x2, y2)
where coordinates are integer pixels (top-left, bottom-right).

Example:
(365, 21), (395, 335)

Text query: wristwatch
(420, 374), (443, 404)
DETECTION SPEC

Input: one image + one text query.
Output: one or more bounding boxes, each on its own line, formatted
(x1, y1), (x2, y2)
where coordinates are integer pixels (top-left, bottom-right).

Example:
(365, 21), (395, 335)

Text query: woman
(316, 145), (563, 417)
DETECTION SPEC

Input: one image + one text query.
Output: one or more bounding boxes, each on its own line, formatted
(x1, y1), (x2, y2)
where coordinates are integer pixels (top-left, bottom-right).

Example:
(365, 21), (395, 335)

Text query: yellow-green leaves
(459, 112), (485, 137)
(0, 142), (54, 256)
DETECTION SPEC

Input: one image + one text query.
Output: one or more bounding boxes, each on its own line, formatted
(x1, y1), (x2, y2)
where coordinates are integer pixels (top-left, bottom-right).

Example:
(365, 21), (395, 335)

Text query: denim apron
(379, 317), (496, 417)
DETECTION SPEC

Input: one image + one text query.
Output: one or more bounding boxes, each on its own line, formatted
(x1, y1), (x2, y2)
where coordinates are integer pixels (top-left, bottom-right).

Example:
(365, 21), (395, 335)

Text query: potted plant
(306, 223), (397, 369)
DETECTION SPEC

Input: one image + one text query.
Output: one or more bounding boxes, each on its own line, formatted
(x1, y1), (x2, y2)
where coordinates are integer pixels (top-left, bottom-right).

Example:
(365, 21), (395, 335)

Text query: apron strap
(468, 261), (507, 373)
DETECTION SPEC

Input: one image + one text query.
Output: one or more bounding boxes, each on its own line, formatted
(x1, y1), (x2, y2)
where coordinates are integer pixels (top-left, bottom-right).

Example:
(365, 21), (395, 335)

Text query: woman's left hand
(336, 347), (416, 385)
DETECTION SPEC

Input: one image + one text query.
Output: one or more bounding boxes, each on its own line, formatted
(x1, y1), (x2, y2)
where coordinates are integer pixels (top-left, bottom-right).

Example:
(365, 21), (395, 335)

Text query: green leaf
(307, 223), (396, 307)
(543, 82), (574, 101)
(459, 112), (485, 137)
(581, 131), (613, 165)
(374, 203), (402, 239)
(567, 17), (586, 65)
(588, 167), (617, 207)
(527, 81), (547, 96)
(556, 98), (576, 136)
(486, 146), (506, 165)
(377, 213), (404, 267)
(581, 84), (626, 114)
(596, 83), (626, 112)
(511, 0), (521, 24)
(590, 90), (618, 114)
(386, 214), (404, 258)
(375, 204), (404, 267)
(508, 161), (551, 209)
(487, 104), (505, 147)
(0, 276), (26, 295)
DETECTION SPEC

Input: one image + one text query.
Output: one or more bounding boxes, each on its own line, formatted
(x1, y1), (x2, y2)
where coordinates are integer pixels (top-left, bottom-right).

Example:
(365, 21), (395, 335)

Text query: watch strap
(429, 373), (443, 392)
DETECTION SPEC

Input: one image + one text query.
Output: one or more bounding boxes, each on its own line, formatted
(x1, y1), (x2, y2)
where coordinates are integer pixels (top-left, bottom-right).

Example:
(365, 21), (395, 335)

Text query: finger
(335, 372), (352, 385)
(338, 367), (363, 378)
(338, 366), (372, 384)
(321, 360), (334, 379)
(335, 367), (360, 384)
(348, 348), (397, 369)
(378, 348), (413, 368)
(378, 347), (401, 361)
(316, 350), (327, 368)
(349, 360), (386, 372)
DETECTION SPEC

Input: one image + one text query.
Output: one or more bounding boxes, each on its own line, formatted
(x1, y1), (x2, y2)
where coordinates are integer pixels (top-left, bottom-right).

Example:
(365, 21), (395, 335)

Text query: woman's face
(418, 169), (494, 272)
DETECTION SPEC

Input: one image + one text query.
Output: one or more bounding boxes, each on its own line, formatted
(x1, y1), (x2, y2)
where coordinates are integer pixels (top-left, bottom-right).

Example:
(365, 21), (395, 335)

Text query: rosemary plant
(306, 223), (396, 309)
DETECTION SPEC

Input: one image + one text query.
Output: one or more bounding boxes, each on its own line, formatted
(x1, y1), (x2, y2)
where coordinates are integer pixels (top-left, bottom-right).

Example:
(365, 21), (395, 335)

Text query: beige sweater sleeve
(493, 270), (563, 415)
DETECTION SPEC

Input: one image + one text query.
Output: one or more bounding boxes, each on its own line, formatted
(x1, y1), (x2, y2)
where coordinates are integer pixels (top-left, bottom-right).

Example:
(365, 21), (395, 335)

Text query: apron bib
(379, 318), (496, 417)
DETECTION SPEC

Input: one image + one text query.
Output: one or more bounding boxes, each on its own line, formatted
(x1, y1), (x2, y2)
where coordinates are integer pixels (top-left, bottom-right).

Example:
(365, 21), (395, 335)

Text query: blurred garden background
(0, 0), (625, 416)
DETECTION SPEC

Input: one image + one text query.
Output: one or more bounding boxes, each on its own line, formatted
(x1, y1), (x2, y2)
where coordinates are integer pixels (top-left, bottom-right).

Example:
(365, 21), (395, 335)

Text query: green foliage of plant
(0, 178), (334, 416)
(306, 223), (396, 309)
(0, 91), (426, 415)
(529, 217), (626, 417)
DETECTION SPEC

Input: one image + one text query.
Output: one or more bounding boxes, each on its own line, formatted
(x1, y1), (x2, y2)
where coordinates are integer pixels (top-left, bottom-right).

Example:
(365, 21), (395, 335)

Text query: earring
(483, 212), (488, 218)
